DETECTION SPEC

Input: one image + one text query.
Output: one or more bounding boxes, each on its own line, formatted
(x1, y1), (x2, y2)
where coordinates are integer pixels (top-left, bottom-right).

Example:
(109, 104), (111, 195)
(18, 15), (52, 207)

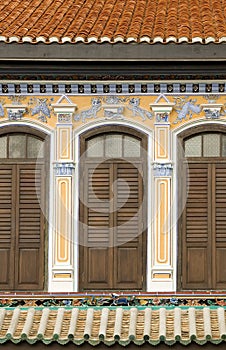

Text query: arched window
(178, 126), (226, 290)
(79, 126), (147, 290)
(0, 127), (49, 291)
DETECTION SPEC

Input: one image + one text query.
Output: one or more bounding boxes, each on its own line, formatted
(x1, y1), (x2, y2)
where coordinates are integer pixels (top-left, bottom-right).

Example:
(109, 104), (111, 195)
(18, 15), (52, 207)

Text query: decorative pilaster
(149, 95), (174, 291)
(50, 95), (77, 292)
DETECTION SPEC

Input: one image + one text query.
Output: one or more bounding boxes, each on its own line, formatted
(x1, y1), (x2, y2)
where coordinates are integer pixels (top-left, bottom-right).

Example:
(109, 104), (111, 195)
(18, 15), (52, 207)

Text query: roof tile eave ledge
(1, 35), (226, 45)
(0, 41), (225, 61)
(0, 306), (226, 346)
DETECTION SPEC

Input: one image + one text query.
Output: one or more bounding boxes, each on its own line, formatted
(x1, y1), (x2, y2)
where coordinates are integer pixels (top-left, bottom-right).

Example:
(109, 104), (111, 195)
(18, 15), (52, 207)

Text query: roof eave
(0, 42), (225, 62)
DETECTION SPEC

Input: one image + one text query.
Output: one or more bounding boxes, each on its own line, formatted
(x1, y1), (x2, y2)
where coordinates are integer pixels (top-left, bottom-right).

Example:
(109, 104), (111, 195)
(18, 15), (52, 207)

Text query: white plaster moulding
(0, 119), (54, 134)
(201, 103), (223, 110)
(51, 105), (77, 113)
(150, 103), (175, 113)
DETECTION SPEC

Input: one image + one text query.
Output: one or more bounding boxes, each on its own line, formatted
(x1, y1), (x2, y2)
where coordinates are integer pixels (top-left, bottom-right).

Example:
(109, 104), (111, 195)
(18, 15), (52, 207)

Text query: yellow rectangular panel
(155, 178), (170, 264)
(54, 273), (72, 279)
(57, 127), (72, 160)
(155, 126), (170, 160)
(55, 177), (72, 264)
(153, 273), (171, 279)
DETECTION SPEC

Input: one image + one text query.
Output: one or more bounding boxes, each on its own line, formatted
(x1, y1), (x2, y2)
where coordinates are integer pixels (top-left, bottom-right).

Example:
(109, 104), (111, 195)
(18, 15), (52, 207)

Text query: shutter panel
(82, 163), (113, 289)
(215, 164), (226, 288)
(0, 166), (15, 289)
(114, 163), (143, 289)
(182, 163), (210, 289)
(15, 165), (44, 290)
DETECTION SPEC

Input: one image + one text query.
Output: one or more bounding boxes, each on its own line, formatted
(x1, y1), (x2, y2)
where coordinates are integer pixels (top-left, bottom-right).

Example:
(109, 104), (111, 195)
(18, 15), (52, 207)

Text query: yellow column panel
(56, 126), (72, 161)
(154, 125), (170, 161)
(154, 178), (171, 265)
(55, 177), (72, 265)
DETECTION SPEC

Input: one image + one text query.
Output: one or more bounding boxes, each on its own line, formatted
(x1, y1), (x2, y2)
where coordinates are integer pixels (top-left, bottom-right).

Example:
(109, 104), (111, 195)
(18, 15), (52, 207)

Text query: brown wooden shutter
(182, 163), (210, 289)
(0, 166), (15, 289)
(81, 161), (145, 290)
(82, 163), (113, 289)
(214, 164), (226, 288)
(15, 165), (44, 290)
(114, 163), (143, 289)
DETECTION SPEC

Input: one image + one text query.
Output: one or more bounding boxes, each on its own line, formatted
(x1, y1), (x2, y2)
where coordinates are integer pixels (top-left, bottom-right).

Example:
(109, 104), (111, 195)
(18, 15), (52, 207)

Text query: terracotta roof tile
(0, 0), (225, 44)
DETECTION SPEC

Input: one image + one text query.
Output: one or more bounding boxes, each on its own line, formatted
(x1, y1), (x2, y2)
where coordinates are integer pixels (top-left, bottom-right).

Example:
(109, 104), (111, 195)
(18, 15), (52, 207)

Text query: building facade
(0, 78), (225, 293)
(0, 1), (226, 346)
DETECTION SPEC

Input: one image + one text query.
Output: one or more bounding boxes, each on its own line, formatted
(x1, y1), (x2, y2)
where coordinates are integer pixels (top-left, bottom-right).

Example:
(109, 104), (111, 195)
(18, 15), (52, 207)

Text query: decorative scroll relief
(29, 97), (53, 123)
(154, 178), (171, 266)
(54, 177), (72, 265)
(57, 113), (72, 124)
(0, 96), (54, 123)
(173, 97), (201, 124)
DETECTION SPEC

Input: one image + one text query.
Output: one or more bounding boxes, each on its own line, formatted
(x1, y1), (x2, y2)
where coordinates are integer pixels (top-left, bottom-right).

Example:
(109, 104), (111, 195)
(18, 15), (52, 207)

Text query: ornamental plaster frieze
(0, 96), (54, 123)
(0, 89), (225, 127)
(74, 96), (153, 123)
